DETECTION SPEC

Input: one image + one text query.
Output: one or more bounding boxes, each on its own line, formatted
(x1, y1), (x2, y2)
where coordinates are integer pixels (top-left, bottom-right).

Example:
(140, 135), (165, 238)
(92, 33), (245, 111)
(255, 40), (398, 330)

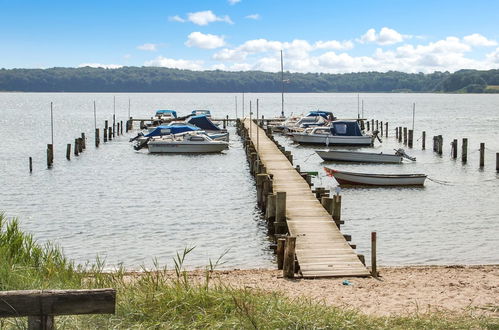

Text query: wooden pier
(241, 118), (369, 278)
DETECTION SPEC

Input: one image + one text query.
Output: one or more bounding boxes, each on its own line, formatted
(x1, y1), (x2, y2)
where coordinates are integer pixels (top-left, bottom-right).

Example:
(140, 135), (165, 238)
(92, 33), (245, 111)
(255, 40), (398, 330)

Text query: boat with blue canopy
(291, 120), (375, 146)
(155, 109), (177, 119)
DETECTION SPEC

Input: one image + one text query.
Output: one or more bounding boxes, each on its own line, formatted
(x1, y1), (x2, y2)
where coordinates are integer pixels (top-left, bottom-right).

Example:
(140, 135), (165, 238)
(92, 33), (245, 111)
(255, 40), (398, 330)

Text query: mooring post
(398, 127), (402, 142)
(375, 120), (379, 131)
(256, 173), (267, 208)
(395, 126), (399, 139)
(452, 139), (458, 159)
(385, 122), (388, 137)
(276, 238), (285, 270)
(66, 144), (71, 160)
(371, 231), (377, 277)
(283, 236), (296, 278)
(360, 120), (365, 131)
(108, 126), (112, 141)
(380, 121), (383, 136)
(479, 143), (485, 167)
(366, 121), (370, 131)
(408, 129), (413, 148)
(496, 153), (499, 172)
(438, 135), (443, 155)
(104, 120), (108, 142)
(462, 138), (468, 163)
(95, 128), (100, 147)
(116, 122), (120, 136)
(78, 138), (83, 153)
(74, 139), (79, 156)
(29, 157), (32, 173)
(81, 133), (86, 150)
(403, 127), (407, 145)
(46, 144), (53, 168)
(120, 121), (123, 135)
(422, 131), (426, 150)
(371, 119), (374, 131)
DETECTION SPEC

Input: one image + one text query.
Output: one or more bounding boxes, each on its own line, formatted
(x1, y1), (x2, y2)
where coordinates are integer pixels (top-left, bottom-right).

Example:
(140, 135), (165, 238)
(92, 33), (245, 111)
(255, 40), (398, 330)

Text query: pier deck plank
(244, 119), (370, 278)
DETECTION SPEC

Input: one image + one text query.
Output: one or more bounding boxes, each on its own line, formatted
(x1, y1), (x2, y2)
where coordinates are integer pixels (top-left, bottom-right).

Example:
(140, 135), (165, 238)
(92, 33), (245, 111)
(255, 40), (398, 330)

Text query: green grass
(1, 213), (498, 329)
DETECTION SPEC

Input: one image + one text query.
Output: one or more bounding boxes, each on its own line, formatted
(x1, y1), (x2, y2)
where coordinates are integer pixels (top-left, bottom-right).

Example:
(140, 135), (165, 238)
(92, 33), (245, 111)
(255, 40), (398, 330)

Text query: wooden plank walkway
(244, 119), (370, 278)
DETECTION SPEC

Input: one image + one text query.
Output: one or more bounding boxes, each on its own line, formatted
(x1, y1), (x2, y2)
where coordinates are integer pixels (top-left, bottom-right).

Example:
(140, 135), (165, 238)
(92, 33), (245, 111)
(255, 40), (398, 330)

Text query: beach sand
(172, 265), (499, 317)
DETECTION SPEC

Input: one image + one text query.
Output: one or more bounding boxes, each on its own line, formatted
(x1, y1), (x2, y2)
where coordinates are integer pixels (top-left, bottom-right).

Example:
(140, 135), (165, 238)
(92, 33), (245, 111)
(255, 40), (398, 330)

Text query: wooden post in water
(276, 238), (285, 270)
(120, 121), (123, 135)
(366, 121), (370, 131)
(95, 128), (100, 147)
(479, 143), (485, 167)
(81, 133), (86, 150)
(47, 144), (54, 168)
(380, 121), (383, 136)
(395, 126), (398, 139)
(496, 153), (499, 172)
(360, 120), (365, 131)
(403, 127), (407, 145)
(66, 144), (71, 160)
(375, 120), (378, 131)
(422, 131), (426, 150)
(371, 119), (374, 131)
(29, 157), (32, 173)
(78, 138), (83, 153)
(452, 139), (458, 159)
(274, 191), (287, 234)
(408, 130), (413, 148)
(74, 139), (79, 156)
(283, 236), (296, 278)
(332, 194), (341, 224)
(385, 122), (388, 137)
(462, 138), (468, 163)
(371, 232), (377, 277)
(437, 135), (443, 155)
(108, 126), (112, 141)
(104, 121), (108, 142)
(116, 122), (120, 136)
(398, 127), (402, 142)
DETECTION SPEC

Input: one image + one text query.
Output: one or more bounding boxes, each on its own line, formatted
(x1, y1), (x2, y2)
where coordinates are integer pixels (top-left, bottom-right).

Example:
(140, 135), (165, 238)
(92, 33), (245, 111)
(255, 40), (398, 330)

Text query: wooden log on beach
(283, 236), (296, 278)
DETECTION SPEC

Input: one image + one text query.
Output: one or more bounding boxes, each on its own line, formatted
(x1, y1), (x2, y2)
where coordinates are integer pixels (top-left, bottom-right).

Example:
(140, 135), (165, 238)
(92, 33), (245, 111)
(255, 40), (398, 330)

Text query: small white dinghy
(324, 167), (426, 186)
(147, 132), (229, 153)
(316, 148), (415, 164)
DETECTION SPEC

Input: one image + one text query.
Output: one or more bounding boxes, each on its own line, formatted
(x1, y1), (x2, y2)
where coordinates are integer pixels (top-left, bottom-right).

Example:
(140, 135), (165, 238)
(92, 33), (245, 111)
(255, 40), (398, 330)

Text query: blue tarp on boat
(330, 121), (363, 136)
(188, 115), (220, 131)
(306, 111), (335, 119)
(145, 125), (199, 137)
(156, 109), (177, 118)
(191, 110), (211, 116)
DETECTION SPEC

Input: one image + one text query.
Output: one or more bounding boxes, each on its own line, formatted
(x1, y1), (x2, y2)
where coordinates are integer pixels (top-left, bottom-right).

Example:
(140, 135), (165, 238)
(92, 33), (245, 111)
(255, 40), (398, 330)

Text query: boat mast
(280, 50), (284, 117)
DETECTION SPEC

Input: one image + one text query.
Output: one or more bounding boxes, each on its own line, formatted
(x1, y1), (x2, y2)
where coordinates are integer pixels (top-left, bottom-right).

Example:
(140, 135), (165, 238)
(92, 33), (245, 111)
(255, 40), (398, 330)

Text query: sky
(1, 0), (499, 73)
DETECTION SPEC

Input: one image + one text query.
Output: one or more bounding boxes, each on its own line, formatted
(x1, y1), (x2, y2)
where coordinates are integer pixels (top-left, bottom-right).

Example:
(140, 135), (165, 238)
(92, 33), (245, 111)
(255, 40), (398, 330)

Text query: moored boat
(147, 132), (229, 153)
(292, 120), (374, 146)
(324, 167), (427, 186)
(316, 148), (415, 163)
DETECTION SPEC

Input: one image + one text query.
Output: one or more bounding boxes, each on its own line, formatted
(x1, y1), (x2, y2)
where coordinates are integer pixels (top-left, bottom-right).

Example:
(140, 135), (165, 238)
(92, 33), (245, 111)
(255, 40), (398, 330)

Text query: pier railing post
(283, 236), (296, 278)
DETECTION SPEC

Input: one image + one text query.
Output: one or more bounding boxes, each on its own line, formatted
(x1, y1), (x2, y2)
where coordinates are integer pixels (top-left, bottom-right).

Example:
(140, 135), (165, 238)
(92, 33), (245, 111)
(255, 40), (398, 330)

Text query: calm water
(0, 93), (498, 269)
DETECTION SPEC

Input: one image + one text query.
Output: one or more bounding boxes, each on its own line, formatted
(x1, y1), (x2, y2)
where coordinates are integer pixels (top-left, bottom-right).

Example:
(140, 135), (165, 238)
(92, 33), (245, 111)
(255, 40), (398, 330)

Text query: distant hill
(1, 67), (499, 93)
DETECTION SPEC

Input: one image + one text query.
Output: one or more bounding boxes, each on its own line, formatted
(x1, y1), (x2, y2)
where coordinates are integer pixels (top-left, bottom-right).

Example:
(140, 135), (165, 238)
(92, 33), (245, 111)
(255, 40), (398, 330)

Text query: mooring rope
(427, 176), (454, 185)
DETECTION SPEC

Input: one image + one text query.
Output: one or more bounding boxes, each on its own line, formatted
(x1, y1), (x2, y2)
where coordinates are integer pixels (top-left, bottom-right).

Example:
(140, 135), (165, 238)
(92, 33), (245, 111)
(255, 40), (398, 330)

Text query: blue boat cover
(188, 115), (220, 131)
(145, 125), (199, 137)
(306, 111), (334, 119)
(156, 109), (177, 118)
(330, 121), (362, 136)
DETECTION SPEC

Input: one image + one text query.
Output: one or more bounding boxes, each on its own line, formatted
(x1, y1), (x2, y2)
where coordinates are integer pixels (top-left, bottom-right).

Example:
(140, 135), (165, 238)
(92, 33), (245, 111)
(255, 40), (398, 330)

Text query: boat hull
(325, 168), (426, 186)
(148, 141), (228, 153)
(292, 134), (372, 146)
(316, 150), (402, 163)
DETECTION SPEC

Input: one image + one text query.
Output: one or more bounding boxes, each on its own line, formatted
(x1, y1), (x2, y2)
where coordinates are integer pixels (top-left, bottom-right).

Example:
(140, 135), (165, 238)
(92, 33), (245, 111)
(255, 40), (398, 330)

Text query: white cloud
(359, 27), (407, 45)
(463, 33), (497, 47)
(144, 56), (204, 70)
(314, 40), (354, 50)
(169, 15), (185, 23)
(185, 10), (233, 26)
(137, 43), (158, 51)
(213, 48), (247, 61)
(78, 63), (122, 69)
(245, 14), (260, 20)
(486, 47), (499, 63)
(185, 32), (225, 49)
(228, 0), (241, 4)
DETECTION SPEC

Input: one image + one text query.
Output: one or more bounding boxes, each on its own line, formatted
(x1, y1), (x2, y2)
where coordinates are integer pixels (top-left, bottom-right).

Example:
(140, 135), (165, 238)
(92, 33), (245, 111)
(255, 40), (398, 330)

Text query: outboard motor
(395, 148), (416, 161)
(129, 132), (144, 142)
(133, 137), (150, 151)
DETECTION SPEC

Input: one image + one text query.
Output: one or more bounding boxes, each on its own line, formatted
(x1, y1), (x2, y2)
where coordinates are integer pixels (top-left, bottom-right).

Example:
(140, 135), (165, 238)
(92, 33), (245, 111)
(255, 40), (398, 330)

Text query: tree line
(1, 67), (498, 93)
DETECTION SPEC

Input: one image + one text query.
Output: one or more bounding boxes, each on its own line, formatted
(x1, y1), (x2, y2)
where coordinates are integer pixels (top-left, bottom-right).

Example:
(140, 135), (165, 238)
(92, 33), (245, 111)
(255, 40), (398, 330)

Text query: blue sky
(1, 0), (499, 73)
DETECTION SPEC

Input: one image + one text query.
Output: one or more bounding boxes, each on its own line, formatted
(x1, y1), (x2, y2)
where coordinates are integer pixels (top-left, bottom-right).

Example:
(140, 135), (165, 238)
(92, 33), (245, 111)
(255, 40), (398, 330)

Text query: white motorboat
(292, 121), (374, 146)
(147, 132), (229, 153)
(324, 168), (427, 186)
(316, 149), (415, 163)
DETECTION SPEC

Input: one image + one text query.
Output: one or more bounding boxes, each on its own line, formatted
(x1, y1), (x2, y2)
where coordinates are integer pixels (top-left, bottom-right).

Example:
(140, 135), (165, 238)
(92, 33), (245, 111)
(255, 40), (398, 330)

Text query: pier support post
(371, 232), (377, 277)
(256, 174), (267, 208)
(380, 121), (383, 136)
(283, 236), (296, 278)
(108, 126), (112, 141)
(398, 127), (402, 142)
(78, 138), (83, 153)
(479, 143), (485, 168)
(266, 193), (276, 221)
(437, 135), (443, 155)
(452, 139), (458, 159)
(66, 144), (71, 160)
(408, 130), (413, 148)
(422, 131), (426, 150)
(104, 121), (108, 142)
(81, 133), (86, 150)
(274, 192), (287, 234)
(276, 238), (285, 270)
(332, 194), (341, 223)
(403, 127), (407, 145)
(366, 121), (370, 131)
(395, 126), (398, 139)
(371, 119), (374, 131)
(385, 122), (388, 137)
(462, 138), (468, 163)
(120, 121), (123, 135)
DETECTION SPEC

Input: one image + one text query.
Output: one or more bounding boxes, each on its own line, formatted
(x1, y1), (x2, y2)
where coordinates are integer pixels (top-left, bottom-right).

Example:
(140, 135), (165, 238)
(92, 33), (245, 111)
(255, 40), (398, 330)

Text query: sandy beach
(169, 265), (499, 317)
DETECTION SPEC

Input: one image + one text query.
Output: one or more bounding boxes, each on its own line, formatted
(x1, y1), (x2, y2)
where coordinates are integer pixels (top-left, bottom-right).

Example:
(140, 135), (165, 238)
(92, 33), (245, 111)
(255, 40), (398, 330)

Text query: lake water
(0, 93), (498, 270)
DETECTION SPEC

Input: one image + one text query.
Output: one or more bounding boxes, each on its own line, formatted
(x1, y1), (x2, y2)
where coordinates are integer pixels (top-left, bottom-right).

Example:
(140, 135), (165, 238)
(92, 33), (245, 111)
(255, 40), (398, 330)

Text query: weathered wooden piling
(462, 138), (468, 163)
(29, 157), (32, 173)
(437, 135), (443, 155)
(120, 121), (123, 135)
(116, 122), (120, 136)
(332, 194), (341, 223)
(385, 122), (388, 137)
(74, 139), (79, 156)
(266, 193), (276, 221)
(403, 127), (408, 145)
(395, 127), (399, 139)
(46, 144), (54, 168)
(360, 120), (365, 131)
(256, 174), (267, 208)
(81, 133), (86, 150)
(380, 121), (383, 136)
(366, 121), (370, 131)
(398, 127), (402, 142)
(108, 126), (112, 141)
(274, 191), (287, 234)
(371, 232), (377, 277)
(422, 131), (426, 150)
(452, 139), (458, 159)
(66, 144), (71, 160)
(95, 128), (100, 147)
(104, 121), (108, 142)
(371, 119), (374, 131)
(283, 236), (296, 278)
(408, 129), (413, 148)
(496, 153), (499, 172)
(479, 143), (485, 167)
(276, 238), (285, 270)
